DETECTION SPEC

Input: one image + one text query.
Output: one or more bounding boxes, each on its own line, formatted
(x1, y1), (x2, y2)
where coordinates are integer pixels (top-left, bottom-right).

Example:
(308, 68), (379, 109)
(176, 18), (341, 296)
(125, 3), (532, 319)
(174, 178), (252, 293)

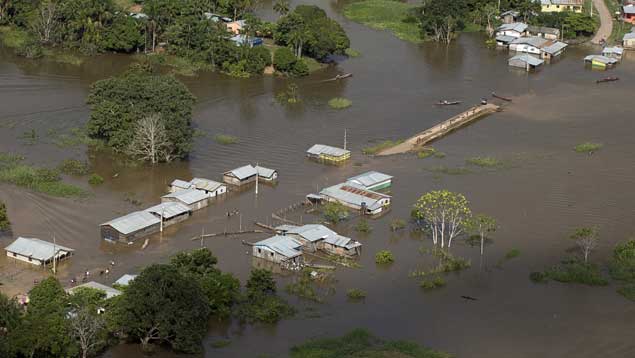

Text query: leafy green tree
(413, 0), (468, 43)
(114, 264), (210, 353)
(465, 214), (497, 256)
(237, 269), (294, 323)
(0, 201), (9, 231)
(10, 277), (78, 358)
(0, 292), (21, 357)
(87, 65), (196, 161)
(412, 190), (471, 248)
(273, 0), (290, 17)
(275, 5), (349, 61)
(570, 227), (599, 264)
(67, 287), (108, 358)
(56, 0), (117, 52)
(609, 239), (635, 281)
(322, 201), (349, 224)
(101, 13), (144, 52)
(273, 46), (295, 72)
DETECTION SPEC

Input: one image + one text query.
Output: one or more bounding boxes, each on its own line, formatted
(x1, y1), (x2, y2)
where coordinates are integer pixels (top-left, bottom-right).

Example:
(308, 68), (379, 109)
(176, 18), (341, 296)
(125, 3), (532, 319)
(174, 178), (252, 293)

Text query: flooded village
(2, 0), (635, 357)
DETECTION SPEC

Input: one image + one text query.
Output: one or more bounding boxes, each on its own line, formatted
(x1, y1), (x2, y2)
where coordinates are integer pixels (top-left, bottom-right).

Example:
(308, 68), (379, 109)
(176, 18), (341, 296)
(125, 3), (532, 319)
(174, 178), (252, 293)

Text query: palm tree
(273, 0), (290, 17)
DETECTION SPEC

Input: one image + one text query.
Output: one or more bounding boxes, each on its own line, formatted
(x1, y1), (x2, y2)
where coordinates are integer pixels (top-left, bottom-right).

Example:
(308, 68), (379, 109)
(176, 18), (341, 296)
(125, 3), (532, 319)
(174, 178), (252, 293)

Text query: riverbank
(343, 0), (421, 43)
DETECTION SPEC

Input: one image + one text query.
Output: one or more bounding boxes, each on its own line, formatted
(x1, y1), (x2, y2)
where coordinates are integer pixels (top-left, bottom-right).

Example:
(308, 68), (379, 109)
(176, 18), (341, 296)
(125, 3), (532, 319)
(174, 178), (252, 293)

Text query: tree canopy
(413, 190), (471, 248)
(0, 201), (9, 231)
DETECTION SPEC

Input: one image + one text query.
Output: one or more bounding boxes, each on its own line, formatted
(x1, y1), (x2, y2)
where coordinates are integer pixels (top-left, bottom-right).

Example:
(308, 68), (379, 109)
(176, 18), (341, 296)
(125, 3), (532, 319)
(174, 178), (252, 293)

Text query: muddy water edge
(1, 1), (635, 357)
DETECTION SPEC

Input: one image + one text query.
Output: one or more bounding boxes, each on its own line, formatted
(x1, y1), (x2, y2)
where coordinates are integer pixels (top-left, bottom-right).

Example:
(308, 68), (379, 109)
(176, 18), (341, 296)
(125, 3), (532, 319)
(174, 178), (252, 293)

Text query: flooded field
(2, 1), (635, 357)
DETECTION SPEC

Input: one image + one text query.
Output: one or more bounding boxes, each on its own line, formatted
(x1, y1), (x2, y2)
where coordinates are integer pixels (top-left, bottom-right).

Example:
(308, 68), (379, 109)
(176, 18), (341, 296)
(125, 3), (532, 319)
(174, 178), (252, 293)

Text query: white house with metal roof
(100, 211), (161, 242)
(276, 224), (362, 257)
(255, 165), (278, 182)
(346, 171), (393, 191)
(67, 281), (122, 299)
(5, 237), (74, 266)
(306, 144), (351, 163)
(508, 54), (545, 69)
(114, 274), (138, 287)
(189, 177), (227, 197)
(316, 183), (391, 215)
(510, 36), (549, 55)
(601, 46), (624, 60)
(161, 189), (209, 211)
(496, 22), (528, 38)
(169, 179), (192, 192)
(223, 164), (277, 185)
(252, 235), (304, 266)
(144, 201), (191, 227)
(623, 31), (635, 49)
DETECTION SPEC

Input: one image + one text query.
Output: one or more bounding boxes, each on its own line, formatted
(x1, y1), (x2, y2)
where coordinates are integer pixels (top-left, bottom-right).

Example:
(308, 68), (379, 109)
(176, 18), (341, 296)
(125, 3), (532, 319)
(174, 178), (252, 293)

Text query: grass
(42, 49), (85, 66)
(574, 142), (603, 154)
(58, 159), (90, 176)
(136, 53), (213, 76)
(420, 276), (446, 290)
(346, 288), (367, 300)
(290, 329), (451, 358)
(411, 248), (471, 278)
(530, 259), (608, 286)
(88, 174), (104, 186)
(426, 165), (471, 175)
(375, 250), (394, 265)
(328, 97), (352, 109)
(389, 218), (406, 231)
(496, 248), (521, 268)
(417, 147), (445, 159)
(0, 164), (86, 198)
(53, 127), (104, 149)
(344, 48), (361, 57)
(303, 56), (327, 73)
(0, 26), (29, 49)
(213, 134), (239, 145)
(343, 0), (422, 43)
(354, 219), (372, 233)
(362, 140), (403, 155)
(466, 156), (504, 168)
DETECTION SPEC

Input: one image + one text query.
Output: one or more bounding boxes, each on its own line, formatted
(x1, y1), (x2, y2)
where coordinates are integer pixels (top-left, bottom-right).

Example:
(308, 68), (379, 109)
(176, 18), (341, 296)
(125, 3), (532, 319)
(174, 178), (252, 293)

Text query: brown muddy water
(2, 2), (635, 357)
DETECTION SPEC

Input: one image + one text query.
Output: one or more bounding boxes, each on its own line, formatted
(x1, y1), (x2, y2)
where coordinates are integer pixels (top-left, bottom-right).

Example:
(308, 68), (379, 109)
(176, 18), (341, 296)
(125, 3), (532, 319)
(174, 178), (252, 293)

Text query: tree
(482, 3), (500, 37)
(273, 46), (296, 72)
(465, 214), (497, 256)
(127, 114), (174, 164)
(0, 293), (21, 357)
(570, 227), (599, 263)
(236, 269), (294, 323)
(87, 65), (196, 161)
(114, 264), (210, 353)
(0, 201), (9, 231)
(273, 0), (290, 17)
(413, 0), (468, 43)
(101, 13), (144, 52)
(412, 190), (471, 248)
(67, 287), (109, 358)
(322, 201), (348, 223)
(30, 0), (58, 44)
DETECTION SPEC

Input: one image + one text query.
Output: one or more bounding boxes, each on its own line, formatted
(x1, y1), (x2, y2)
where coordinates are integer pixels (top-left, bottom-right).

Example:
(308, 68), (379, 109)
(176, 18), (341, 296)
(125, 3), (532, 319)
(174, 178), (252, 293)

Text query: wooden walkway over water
(377, 103), (500, 156)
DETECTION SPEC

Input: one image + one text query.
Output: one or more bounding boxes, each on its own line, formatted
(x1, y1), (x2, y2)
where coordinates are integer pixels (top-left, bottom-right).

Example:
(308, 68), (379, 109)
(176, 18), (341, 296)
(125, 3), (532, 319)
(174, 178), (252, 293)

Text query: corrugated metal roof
(584, 55), (618, 64)
(347, 171), (392, 188)
(511, 36), (549, 48)
(288, 224), (337, 242)
(227, 165), (257, 180)
(527, 25), (559, 35)
(190, 178), (224, 192)
(496, 35), (516, 43)
(255, 165), (276, 179)
(498, 22), (528, 33)
(114, 274), (138, 286)
(542, 41), (567, 54)
(101, 211), (161, 235)
(253, 235), (303, 258)
(170, 179), (192, 190)
(162, 189), (208, 205)
(602, 46), (624, 55)
(509, 55), (544, 66)
(324, 234), (361, 249)
(624, 5), (635, 14)
(144, 201), (190, 219)
(67, 281), (122, 299)
(5, 237), (74, 261)
(624, 32), (635, 40)
(320, 183), (390, 210)
(500, 10), (519, 17)
(306, 144), (350, 157)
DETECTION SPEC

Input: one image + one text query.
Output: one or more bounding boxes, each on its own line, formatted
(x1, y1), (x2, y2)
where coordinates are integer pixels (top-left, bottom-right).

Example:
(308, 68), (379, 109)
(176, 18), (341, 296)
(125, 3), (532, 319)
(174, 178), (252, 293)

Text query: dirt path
(591, 0), (613, 44)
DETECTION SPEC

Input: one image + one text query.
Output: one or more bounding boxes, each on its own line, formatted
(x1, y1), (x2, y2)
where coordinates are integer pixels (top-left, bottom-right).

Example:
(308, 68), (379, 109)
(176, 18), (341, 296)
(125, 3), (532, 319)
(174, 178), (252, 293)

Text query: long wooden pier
(376, 103), (500, 156)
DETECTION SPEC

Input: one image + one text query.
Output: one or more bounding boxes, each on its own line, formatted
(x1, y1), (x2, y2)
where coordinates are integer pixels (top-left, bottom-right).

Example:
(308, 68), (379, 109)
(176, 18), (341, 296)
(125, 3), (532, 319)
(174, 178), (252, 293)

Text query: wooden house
(189, 178), (227, 197)
(602, 46), (624, 60)
(223, 165), (277, 186)
(255, 165), (278, 182)
(252, 235), (304, 266)
(526, 25), (560, 40)
(144, 202), (191, 228)
(623, 32), (635, 49)
(500, 10), (520, 24)
(347, 171), (393, 191)
(496, 22), (528, 38)
(161, 189), (209, 211)
(508, 54), (545, 70)
(584, 55), (618, 69)
(306, 144), (351, 164)
(169, 179), (192, 193)
(101, 211), (161, 243)
(5, 237), (74, 267)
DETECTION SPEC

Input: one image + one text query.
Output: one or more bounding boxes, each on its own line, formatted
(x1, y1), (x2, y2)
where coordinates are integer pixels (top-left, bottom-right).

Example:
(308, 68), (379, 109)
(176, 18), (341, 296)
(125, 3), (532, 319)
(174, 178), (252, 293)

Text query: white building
(5, 237), (74, 267)
(161, 189), (209, 211)
(346, 171), (393, 191)
(496, 22), (528, 38)
(67, 281), (122, 299)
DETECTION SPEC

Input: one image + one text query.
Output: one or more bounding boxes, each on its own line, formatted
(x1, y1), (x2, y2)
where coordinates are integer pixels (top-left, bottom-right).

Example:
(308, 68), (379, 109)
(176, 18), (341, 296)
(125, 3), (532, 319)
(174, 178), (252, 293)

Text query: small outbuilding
(306, 144), (351, 163)
(623, 32), (635, 49)
(322, 234), (362, 257)
(100, 211), (161, 243)
(114, 274), (138, 287)
(223, 165), (258, 186)
(541, 41), (568, 59)
(144, 201), (191, 227)
(67, 281), (122, 299)
(317, 183), (392, 215)
(169, 179), (192, 193)
(496, 22), (528, 38)
(495, 35), (516, 47)
(508, 54), (545, 69)
(526, 25), (560, 40)
(500, 10), (520, 24)
(5, 237), (74, 267)
(601, 46), (624, 60)
(161, 189), (209, 211)
(252, 235), (304, 266)
(189, 178), (227, 197)
(584, 55), (618, 69)
(256, 165), (278, 182)
(346, 171), (393, 191)
(276, 224), (362, 257)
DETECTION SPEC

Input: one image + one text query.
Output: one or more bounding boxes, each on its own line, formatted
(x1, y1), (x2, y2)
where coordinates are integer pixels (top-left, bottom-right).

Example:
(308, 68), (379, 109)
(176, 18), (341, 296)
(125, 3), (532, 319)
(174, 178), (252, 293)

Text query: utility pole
(52, 233), (56, 275)
(200, 227), (204, 248)
(239, 213), (242, 231)
(343, 128), (347, 150)
(160, 207), (164, 233)
(255, 162), (259, 195)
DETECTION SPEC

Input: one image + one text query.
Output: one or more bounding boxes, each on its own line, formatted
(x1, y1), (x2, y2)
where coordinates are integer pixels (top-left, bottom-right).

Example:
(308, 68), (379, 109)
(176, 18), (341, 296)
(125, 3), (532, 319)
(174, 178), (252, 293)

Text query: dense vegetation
(87, 65), (195, 162)
(0, 248), (293, 357)
(0, 201), (9, 231)
(290, 329), (452, 358)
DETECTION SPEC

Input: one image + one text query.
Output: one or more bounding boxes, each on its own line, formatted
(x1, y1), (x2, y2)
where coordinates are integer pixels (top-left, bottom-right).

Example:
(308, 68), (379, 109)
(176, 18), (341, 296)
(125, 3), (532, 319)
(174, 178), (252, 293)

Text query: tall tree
(30, 0), (58, 44)
(273, 0), (290, 17)
(570, 227), (599, 263)
(0, 293), (21, 357)
(414, 0), (468, 43)
(68, 287), (109, 358)
(465, 214), (497, 256)
(127, 114), (174, 164)
(413, 190), (471, 248)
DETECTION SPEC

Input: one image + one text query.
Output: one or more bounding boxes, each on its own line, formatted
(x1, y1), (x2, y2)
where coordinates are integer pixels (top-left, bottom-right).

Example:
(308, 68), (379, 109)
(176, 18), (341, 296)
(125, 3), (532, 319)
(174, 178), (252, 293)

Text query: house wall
(163, 213), (190, 227)
(624, 38), (635, 48)
(510, 44), (541, 54)
(6, 251), (44, 266)
(101, 223), (160, 243)
(541, 4), (582, 12)
(223, 174), (256, 186)
(162, 197), (209, 212)
(497, 30), (523, 38)
(259, 172), (278, 182)
(252, 245), (302, 264)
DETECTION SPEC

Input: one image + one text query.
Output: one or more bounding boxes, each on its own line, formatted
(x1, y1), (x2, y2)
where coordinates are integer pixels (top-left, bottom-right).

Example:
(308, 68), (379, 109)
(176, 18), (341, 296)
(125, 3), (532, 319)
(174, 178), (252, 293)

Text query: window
(258, 248), (262, 254)
(270, 252), (274, 257)
(12, 252), (16, 257)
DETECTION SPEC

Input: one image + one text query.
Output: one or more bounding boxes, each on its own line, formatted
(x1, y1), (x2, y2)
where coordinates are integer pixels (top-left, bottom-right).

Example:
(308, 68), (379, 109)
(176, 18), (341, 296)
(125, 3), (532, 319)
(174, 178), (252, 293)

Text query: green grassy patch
(285, 269), (336, 303)
(344, 48), (361, 57)
(530, 259), (608, 286)
(0, 163), (86, 198)
(42, 49), (85, 66)
(362, 139), (404, 155)
(53, 127), (104, 149)
(0, 26), (29, 49)
(375, 250), (394, 264)
(290, 329), (451, 358)
(417, 147), (445, 159)
(466, 156), (504, 168)
(88, 174), (104, 186)
(346, 288), (367, 300)
(328, 97), (352, 109)
(426, 165), (471, 175)
(420, 276), (446, 290)
(58, 159), (90, 176)
(354, 219), (372, 233)
(136, 53), (213, 76)
(343, 0), (421, 43)
(574, 142), (603, 154)
(213, 134), (239, 145)
(390, 218), (406, 231)
(303, 56), (327, 73)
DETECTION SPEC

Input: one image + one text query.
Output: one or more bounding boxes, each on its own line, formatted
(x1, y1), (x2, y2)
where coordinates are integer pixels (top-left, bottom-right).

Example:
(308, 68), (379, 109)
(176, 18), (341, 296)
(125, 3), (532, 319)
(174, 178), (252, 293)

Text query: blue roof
(229, 35), (263, 46)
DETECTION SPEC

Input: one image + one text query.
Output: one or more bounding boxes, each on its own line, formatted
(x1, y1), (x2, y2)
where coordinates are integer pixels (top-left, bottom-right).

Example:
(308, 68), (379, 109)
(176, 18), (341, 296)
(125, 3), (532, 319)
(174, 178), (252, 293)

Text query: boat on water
(596, 77), (619, 84)
(436, 100), (461, 106)
(491, 92), (512, 102)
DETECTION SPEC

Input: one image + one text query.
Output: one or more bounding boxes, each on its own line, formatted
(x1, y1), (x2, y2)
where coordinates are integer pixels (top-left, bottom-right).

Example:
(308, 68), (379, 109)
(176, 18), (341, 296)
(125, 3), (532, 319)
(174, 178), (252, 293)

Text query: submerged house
(346, 171), (393, 191)
(306, 144), (351, 163)
(5, 237), (74, 267)
(541, 41), (568, 59)
(223, 165), (277, 186)
(322, 234), (362, 257)
(508, 54), (545, 69)
(67, 281), (122, 299)
(144, 201), (191, 227)
(623, 32), (635, 49)
(496, 22), (528, 38)
(114, 274), (138, 286)
(584, 55), (618, 69)
(316, 183), (391, 215)
(527, 25), (560, 40)
(252, 235), (304, 266)
(510, 36), (567, 59)
(277, 224), (362, 257)
(101, 211), (161, 243)
(190, 178), (227, 197)
(256, 165), (278, 182)
(169, 179), (192, 193)
(601, 46), (624, 60)
(161, 189), (209, 211)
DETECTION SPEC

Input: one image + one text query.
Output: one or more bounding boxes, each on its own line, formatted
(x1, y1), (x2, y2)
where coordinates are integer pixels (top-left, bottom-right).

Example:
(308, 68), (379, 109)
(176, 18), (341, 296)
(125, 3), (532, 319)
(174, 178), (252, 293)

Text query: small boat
(491, 92), (512, 102)
(436, 100), (461, 106)
(335, 73), (353, 80)
(596, 76), (619, 84)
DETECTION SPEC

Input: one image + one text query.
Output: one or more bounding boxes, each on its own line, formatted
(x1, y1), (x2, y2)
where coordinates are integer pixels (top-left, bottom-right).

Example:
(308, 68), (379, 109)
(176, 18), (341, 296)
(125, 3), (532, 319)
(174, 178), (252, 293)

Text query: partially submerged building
(277, 224), (362, 257)
(256, 165), (278, 182)
(144, 202), (191, 227)
(623, 32), (635, 49)
(252, 235), (304, 266)
(5, 237), (74, 267)
(496, 22), (528, 38)
(306, 144), (351, 164)
(114, 274), (138, 286)
(101, 211), (161, 243)
(527, 25), (560, 40)
(508, 54), (545, 70)
(223, 165), (277, 186)
(346, 171), (393, 191)
(601, 46), (624, 60)
(170, 178), (227, 198)
(316, 183), (391, 215)
(161, 189), (209, 211)
(67, 281), (122, 299)
(584, 55), (618, 69)
(510, 36), (567, 59)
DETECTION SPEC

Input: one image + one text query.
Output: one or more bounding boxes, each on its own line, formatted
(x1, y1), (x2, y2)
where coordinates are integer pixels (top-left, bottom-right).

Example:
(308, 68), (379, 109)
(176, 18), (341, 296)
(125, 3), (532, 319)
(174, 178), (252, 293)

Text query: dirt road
(591, 0), (613, 44)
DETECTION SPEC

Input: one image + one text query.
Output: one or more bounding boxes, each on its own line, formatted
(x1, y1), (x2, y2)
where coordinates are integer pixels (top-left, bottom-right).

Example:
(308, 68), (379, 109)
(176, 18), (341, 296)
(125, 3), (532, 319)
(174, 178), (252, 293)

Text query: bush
(505, 249), (521, 259)
(346, 289), (366, 300)
(344, 48), (361, 57)
(617, 284), (635, 301)
(273, 47), (296, 73)
(532, 259), (608, 286)
(389, 219), (406, 231)
(0, 201), (9, 231)
(609, 239), (635, 282)
(354, 219), (372, 233)
(16, 39), (44, 59)
(375, 250), (394, 264)
(290, 59), (309, 77)
(213, 134), (238, 145)
(328, 97), (352, 109)
(251, 46), (273, 67)
(0, 164), (85, 198)
(574, 142), (602, 154)
(322, 202), (349, 223)
(420, 276), (445, 289)
(58, 159), (90, 176)
(530, 271), (548, 283)
(466, 156), (503, 168)
(88, 174), (104, 186)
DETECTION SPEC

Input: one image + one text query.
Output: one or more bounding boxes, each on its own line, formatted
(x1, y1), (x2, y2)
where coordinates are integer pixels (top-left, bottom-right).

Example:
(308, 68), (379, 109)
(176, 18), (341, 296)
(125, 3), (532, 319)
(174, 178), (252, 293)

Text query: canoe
(436, 100), (461, 106)
(491, 92), (512, 102)
(596, 77), (619, 84)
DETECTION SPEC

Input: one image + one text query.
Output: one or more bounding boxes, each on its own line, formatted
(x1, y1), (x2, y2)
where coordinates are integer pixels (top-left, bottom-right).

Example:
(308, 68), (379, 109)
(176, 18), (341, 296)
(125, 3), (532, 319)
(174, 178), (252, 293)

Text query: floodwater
(2, 1), (635, 357)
